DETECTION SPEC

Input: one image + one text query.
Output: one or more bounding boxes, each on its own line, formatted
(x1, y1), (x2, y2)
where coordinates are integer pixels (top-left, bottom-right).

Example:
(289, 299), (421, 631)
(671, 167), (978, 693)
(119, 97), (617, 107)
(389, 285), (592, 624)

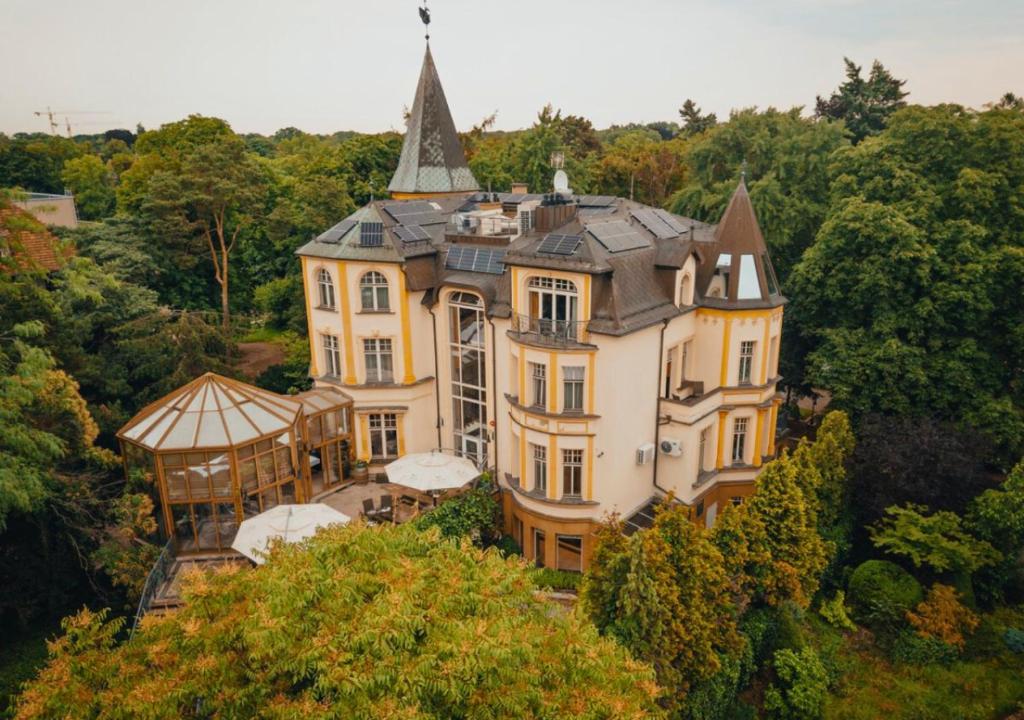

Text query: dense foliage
(14, 523), (663, 719)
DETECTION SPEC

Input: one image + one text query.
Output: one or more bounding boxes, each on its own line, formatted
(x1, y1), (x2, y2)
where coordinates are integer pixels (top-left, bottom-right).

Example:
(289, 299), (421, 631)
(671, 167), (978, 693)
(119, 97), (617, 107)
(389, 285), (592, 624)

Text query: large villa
(118, 34), (785, 579)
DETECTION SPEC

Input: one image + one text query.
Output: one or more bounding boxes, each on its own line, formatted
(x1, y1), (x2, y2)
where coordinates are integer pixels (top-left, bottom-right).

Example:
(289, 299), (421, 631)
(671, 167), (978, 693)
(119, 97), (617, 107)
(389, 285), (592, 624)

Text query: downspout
(428, 303), (443, 449)
(487, 314), (499, 480)
(652, 318), (672, 496)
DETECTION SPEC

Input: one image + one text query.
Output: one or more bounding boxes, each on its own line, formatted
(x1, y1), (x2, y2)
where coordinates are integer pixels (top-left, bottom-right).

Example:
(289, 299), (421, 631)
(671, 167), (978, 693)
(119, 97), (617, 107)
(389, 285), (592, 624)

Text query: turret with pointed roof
(388, 45), (479, 198)
(696, 179), (785, 309)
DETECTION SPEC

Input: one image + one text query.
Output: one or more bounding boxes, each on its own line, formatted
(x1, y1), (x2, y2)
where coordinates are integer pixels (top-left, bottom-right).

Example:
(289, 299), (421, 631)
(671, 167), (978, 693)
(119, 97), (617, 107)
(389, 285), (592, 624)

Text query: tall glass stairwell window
(528, 277), (578, 341)
(449, 292), (487, 466)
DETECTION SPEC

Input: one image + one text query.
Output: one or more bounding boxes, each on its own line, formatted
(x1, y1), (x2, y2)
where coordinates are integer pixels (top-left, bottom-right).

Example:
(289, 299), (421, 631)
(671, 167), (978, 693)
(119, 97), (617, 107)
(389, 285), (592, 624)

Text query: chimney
(511, 182), (528, 194)
(533, 194), (577, 233)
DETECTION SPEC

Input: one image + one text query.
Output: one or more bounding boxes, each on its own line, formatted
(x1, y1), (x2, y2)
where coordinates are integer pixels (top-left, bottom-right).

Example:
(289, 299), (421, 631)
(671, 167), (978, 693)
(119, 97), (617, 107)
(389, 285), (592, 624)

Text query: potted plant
(352, 458), (369, 484)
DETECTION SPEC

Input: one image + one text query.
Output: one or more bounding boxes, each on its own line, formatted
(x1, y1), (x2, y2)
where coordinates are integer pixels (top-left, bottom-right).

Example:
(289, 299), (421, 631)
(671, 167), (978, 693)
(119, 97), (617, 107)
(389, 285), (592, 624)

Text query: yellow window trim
(301, 257), (318, 377)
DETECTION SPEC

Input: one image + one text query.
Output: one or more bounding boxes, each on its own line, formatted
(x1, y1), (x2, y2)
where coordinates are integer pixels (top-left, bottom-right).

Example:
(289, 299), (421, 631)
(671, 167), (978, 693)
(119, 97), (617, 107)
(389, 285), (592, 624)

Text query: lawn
(808, 609), (1024, 720)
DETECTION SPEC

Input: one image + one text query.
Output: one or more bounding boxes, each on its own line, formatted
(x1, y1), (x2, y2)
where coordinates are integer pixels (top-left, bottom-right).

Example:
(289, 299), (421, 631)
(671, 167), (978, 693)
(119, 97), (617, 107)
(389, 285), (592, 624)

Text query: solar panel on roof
(587, 220), (651, 253)
(382, 202), (445, 226)
(393, 224), (431, 244)
(445, 245), (506, 275)
(317, 218), (357, 243)
(359, 222), (384, 247)
(630, 208), (678, 239)
(537, 233), (583, 256)
(653, 209), (688, 235)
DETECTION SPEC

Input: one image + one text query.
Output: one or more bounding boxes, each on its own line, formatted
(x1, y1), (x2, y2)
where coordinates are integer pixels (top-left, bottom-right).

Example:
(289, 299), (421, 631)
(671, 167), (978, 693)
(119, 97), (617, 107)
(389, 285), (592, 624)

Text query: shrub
(530, 567), (581, 592)
(1004, 627), (1024, 654)
(847, 559), (923, 632)
(740, 607), (779, 669)
(413, 479), (500, 544)
(763, 647), (829, 719)
(493, 534), (521, 558)
(819, 590), (857, 631)
(906, 583), (979, 649)
(890, 629), (958, 666)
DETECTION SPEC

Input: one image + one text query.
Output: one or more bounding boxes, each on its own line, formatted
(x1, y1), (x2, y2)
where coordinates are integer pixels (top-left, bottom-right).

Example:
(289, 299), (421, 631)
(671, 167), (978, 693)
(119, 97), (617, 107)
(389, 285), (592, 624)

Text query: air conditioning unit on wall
(660, 439), (683, 457)
(636, 443), (655, 465)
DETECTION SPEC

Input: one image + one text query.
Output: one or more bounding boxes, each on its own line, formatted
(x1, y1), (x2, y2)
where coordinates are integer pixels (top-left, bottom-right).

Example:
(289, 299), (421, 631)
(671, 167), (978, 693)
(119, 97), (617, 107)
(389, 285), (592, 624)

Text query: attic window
(359, 222), (384, 247)
(737, 254), (761, 300)
(712, 253), (732, 299)
(762, 253), (780, 295)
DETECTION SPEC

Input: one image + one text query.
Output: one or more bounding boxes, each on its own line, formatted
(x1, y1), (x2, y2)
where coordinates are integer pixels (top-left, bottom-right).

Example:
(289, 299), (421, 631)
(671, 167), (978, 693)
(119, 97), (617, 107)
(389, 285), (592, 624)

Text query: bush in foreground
(15, 522), (661, 719)
(847, 559), (923, 633)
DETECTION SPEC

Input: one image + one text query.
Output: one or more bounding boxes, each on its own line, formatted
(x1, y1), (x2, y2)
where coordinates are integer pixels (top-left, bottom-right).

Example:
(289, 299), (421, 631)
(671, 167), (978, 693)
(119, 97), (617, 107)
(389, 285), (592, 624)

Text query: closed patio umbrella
(384, 450), (481, 494)
(231, 504), (350, 564)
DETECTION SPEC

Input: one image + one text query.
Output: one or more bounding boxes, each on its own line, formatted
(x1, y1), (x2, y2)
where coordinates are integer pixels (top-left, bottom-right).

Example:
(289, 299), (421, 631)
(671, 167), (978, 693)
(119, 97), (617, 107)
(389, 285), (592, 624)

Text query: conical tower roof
(117, 373), (302, 451)
(697, 179), (784, 307)
(388, 45), (479, 196)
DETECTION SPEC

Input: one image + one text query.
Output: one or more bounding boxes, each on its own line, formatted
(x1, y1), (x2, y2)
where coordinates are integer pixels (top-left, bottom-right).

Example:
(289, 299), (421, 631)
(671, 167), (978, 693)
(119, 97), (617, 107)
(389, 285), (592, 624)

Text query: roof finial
(419, 0), (431, 42)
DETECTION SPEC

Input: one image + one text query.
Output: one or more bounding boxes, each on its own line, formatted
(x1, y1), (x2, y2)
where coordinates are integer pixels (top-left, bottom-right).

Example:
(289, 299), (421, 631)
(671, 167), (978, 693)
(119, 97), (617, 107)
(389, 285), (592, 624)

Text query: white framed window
(738, 340), (755, 385)
(530, 363), (547, 408)
(322, 334), (341, 377)
(563, 366), (584, 412)
(679, 272), (693, 306)
(316, 268), (336, 309)
(363, 338), (393, 383)
(562, 448), (583, 497)
(532, 443), (547, 493)
(732, 417), (748, 464)
(449, 292), (487, 464)
(359, 271), (389, 311)
(527, 276), (578, 340)
(368, 413), (398, 460)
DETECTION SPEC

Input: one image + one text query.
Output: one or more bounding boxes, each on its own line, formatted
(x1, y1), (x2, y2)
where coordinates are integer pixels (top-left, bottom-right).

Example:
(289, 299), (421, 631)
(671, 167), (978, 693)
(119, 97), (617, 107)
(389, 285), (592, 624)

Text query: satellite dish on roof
(553, 169), (572, 196)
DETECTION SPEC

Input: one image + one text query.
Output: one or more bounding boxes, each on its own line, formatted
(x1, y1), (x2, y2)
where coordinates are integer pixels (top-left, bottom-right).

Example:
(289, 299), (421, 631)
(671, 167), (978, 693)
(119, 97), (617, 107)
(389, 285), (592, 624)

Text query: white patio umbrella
(231, 503), (350, 564)
(384, 450), (481, 494)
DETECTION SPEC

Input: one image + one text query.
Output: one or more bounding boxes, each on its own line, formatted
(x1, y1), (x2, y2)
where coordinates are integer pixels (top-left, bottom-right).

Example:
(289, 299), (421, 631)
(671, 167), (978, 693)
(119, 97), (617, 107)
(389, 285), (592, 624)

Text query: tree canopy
(15, 523), (662, 719)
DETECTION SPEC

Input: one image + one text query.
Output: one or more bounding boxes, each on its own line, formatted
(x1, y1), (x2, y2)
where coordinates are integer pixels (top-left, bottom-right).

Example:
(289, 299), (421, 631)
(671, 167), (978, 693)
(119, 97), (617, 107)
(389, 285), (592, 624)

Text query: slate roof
(387, 46), (479, 195)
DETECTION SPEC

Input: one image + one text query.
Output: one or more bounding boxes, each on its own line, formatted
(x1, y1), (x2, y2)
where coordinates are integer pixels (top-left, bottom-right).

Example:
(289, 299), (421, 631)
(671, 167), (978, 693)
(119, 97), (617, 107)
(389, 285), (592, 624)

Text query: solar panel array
(630, 208), (679, 240)
(654, 208), (688, 235)
(393, 224), (431, 244)
(445, 245), (506, 275)
(382, 201), (445, 226)
(317, 218), (357, 243)
(587, 220), (651, 253)
(537, 233), (583, 256)
(359, 222), (384, 247)
(575, 194), (616, 207)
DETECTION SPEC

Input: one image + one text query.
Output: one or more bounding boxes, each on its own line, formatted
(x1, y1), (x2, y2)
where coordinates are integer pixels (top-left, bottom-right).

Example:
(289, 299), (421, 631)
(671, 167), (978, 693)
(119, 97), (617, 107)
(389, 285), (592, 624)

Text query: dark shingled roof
(387, 46), (479, 195)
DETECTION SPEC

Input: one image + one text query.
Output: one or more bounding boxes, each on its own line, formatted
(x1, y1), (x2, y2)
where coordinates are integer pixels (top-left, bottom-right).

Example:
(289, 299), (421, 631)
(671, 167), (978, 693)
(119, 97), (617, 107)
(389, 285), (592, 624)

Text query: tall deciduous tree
(59, 155), (115, 220)
(16, 523), (662, 719)
(678, 99), (718, 137)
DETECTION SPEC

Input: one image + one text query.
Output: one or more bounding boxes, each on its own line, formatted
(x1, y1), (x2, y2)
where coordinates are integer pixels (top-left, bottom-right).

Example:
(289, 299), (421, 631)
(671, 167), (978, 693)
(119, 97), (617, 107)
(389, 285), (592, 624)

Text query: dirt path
(235, 341), (286, 378)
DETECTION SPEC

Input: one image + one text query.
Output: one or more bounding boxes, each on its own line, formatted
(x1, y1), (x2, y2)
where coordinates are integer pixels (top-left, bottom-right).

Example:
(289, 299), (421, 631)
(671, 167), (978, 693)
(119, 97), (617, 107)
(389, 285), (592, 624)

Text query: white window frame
(532, 443), (547, 493)
(363, 338), (394, 383)
(368, 413), (398, 461)
(563, 366), (584, 413)
(359, 271), (390, 311)
(322, 334), (341, 377)
(562, 448), (583, 497)
(530, 363), (547, 408)
(732, 417), (748, 464)
(738, 340), (755, 385)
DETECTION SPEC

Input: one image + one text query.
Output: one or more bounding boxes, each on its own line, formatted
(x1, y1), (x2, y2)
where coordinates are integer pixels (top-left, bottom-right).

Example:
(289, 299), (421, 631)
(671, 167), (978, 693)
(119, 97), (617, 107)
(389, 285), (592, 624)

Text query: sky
(1, 0), (1022, 137)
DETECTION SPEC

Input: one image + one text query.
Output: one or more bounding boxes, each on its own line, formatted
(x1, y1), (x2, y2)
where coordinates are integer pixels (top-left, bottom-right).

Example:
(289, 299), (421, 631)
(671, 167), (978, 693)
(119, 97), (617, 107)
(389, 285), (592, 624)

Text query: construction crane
(33, 107), (113, 137)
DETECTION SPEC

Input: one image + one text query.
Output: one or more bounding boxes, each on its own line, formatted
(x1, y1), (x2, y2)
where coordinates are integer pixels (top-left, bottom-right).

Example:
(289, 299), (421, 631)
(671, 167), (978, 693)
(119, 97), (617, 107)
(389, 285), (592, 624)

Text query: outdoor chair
(361, 498), (378, 519)
(378, 495), (394, 522)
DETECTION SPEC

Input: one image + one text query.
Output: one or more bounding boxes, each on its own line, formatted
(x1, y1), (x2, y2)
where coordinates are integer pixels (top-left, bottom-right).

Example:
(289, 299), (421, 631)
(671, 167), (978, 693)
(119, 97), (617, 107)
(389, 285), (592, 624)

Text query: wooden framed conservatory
(117, 373), (353, 555)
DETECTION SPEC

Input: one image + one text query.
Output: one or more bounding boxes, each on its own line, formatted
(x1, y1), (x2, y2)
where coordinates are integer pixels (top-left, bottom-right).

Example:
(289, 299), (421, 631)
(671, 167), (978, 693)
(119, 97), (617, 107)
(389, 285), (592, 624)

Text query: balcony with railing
(510, 313), (590, 347)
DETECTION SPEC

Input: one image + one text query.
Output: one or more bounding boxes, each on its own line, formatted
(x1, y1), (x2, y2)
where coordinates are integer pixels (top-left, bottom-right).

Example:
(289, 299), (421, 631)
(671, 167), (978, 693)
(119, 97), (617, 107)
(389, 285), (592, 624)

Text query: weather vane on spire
(419, 1), (431, 42)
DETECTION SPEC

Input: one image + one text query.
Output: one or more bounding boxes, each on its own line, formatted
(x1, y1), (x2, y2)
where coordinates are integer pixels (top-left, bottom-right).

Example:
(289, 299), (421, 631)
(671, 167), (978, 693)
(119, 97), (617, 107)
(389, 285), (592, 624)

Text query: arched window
(679, 273), (692, 307)
(526, 276), (579, 341)
(317, 268), (335, 309)
(360, 271), (389, 311)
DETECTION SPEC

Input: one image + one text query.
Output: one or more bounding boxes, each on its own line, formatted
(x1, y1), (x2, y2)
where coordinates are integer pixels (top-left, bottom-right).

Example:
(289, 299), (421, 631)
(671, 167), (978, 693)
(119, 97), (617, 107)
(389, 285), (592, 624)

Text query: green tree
(581, 503), (740, 707)
(59, 155), (115, 220)
(596, 131), (688, 207)
(870, 504), (1001, 575)
(678, 99), (718, 137)
(966, 460), (1024, 602)
(815, 58), (909, 142)
(15, 523), (662, 719)
(763, 647), (829, 719)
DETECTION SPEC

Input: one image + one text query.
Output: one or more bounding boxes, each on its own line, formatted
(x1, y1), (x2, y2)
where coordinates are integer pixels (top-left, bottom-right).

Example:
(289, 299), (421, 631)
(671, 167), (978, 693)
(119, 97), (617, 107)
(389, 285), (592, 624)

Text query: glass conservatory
(118, 373), (353, 555)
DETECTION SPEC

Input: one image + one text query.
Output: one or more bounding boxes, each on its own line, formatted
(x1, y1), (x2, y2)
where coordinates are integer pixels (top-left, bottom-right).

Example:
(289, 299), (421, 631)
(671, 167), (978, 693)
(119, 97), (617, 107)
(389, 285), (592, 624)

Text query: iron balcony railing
(511, 313), (587, 346)
(130, 538), (174, 636)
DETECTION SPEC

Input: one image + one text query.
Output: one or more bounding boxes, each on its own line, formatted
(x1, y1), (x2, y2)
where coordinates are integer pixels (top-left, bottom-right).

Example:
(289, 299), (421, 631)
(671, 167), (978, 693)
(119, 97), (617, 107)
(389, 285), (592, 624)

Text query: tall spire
(696, 179), (784, 307)
(387, 27), (479, 197)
